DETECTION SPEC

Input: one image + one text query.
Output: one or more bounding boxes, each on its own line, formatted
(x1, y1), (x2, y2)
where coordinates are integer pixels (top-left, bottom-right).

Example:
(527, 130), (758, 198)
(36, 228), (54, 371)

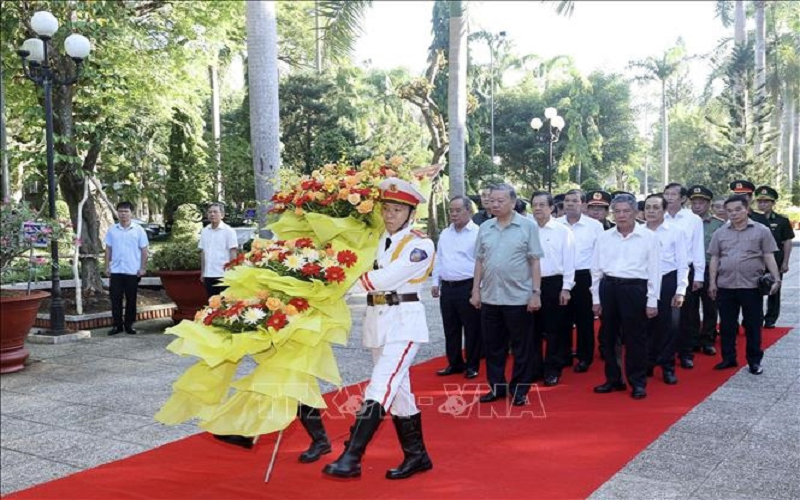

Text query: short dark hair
(664, 182), (688, 198)
(116, 201), (134, 211)
(724, 194), (749, 208)
(449, 195), (475, 213)
(530, 191), (554, 207)
(644, 193), (667, 210)
(564, 189), (586, 203)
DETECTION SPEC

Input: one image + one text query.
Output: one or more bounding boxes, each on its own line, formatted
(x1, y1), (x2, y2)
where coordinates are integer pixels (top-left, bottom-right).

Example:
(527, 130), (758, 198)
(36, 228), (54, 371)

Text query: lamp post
(530, 107), (565, 193)
(17, 11), (91, 335)
(489, 30), (505, 167)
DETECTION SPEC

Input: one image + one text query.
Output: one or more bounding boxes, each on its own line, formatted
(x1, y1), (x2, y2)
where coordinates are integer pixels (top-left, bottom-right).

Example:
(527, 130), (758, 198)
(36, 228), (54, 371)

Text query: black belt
(604, 276), (647, 285)
(575, 269), (591, 275)
(367, 292), (420, 306)
(441, 278), (473, 287)
(542, 275), (563, 282)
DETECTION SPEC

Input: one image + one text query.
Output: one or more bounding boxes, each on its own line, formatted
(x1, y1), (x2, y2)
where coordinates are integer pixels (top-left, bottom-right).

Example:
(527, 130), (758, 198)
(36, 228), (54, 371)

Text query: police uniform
(323, 178), (434, 481)
(752, 186), (795, 327)
(587, 190), (615, 230)
(730, 179), (756, 201)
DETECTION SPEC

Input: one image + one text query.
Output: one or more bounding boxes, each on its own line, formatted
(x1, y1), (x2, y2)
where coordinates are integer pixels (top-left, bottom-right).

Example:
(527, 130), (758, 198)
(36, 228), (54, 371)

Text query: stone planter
(0, 290), (50, 374)
(157, 270), (208, 322)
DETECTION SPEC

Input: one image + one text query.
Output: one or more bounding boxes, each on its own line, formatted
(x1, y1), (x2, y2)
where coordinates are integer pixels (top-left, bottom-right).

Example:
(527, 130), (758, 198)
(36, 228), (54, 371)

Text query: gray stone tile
(644, 428), (741, 461)
(617, 449), (717, 486)
(727, 435), (800, 471)
(589, 472), (690, 500)
(669, 410), (757, 440)
(700, 462), (800, 500)
(115, 422), (199, 447)
(0, 449), (79, 495)
(0, 415), (52, 441)
(2, 429), (99, 455)
(707, 386), (785, 406)
(689, 485), (773, 500)
(46, 439), (148, 468)
(9, 401), (104, 427)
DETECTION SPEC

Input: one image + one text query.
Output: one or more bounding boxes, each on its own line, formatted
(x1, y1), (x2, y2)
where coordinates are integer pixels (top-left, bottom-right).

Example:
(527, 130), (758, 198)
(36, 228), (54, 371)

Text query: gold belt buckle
(372, 294), (386, 306)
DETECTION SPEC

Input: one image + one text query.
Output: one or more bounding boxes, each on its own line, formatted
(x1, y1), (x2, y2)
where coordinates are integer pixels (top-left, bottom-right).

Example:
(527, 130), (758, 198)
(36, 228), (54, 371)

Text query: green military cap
(688, 185), (713, 200)
(754, 185), (778, 201)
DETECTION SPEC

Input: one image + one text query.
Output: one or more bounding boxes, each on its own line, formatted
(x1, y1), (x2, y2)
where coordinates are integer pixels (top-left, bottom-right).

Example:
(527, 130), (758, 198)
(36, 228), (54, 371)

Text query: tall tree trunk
(246, 0), (281, 237)
(734, 0), (748, 146)
(754, 0), (767, 157)
(661, 80), (669, 184)
(447, 0), (467, 198)
(209, 65), (223, 201)
(784, 92), (796, 187)
(1, 66), (8, 201)
(793, 104), (800, 192)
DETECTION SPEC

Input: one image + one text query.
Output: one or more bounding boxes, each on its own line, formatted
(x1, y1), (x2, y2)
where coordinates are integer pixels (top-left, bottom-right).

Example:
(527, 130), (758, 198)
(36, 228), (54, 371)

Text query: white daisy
(242, 307), (267, 325)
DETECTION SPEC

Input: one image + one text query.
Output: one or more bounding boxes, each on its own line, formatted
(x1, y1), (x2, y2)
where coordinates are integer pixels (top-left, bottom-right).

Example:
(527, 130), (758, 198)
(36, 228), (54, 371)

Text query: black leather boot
(385, 412), (433, 480)
(297, 404), (331, 463)
(212, 434), (254, 449)
(322, 400), (385, 478)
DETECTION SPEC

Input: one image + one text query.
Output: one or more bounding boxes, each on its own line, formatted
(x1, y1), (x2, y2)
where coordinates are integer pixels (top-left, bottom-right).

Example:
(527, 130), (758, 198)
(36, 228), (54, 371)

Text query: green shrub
(150, 240), (201, 271)
(171, 203), (202, 243)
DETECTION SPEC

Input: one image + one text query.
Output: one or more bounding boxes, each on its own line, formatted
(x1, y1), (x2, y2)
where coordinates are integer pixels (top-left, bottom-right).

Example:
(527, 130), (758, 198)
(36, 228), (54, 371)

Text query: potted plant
(151, 204), (207, 322)
(1, 199), (68, 373)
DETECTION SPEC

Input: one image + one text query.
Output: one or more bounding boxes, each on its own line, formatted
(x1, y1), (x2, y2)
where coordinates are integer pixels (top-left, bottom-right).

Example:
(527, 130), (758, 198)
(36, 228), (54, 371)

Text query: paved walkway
(1, 246), (798, 497)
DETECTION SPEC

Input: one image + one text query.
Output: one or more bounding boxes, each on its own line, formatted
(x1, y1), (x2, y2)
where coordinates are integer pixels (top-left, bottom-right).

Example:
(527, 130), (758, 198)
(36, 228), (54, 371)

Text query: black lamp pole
(531, 110), (563, 193)
(18, 27), (86, 336)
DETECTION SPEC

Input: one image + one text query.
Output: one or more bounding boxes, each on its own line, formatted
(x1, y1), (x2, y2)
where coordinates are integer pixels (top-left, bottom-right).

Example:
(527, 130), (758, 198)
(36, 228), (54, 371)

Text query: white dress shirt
(664, 208), (705, 278)
(649, 221), (690, 296)
(591, 224), (661, 308)
(431, 220), (479, 284)
(556, 214), (604, 271)
(536, 217), (576, 290)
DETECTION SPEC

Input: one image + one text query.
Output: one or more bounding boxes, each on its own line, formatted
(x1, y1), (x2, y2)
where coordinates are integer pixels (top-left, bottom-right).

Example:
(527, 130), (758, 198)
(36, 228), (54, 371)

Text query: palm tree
(448, 0), (467, 198)
(246, 1), (281, 237)
(754, 0), (767, 156)
(315, 0), (373, 69)
(629, 42), (687, 184)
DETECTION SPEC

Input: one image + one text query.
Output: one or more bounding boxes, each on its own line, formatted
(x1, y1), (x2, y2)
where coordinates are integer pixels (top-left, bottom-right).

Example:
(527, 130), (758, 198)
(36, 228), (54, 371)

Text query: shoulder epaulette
(410, 229), (427, 238)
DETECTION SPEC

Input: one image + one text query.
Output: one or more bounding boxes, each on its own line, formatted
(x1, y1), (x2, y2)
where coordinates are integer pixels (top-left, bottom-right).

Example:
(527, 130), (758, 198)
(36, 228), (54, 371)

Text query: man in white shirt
(105, 201), (149, 335)
(663, 183), (705, 370)
(431, 196), (482, 379)
(557, 189), (604, 374)
(591, 194), (660, 400)
(531, 191), (575, 387)
(643, 194), (689, 386)
(198, 203), (239, 298)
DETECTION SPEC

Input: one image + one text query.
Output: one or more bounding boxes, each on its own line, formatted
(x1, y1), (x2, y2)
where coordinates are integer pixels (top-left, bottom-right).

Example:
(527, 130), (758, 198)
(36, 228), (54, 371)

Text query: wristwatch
(532, 289), (541, 295)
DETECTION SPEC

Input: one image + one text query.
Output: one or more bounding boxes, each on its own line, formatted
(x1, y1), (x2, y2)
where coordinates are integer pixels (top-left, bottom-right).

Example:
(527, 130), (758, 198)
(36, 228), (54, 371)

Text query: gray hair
(490, 183), (517, 201)
(207, 202), (225, 214)
(610, 193), (637, 212)
(449, 195), (475, 213)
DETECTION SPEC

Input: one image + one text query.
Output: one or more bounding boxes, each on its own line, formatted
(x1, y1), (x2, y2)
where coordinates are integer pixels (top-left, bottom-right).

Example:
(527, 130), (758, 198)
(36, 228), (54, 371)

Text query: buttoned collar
(449, 220), (478, 233)
(383, 226), (413, 245)
(207, 221), (230, 231)
(611, 222), (648, 239)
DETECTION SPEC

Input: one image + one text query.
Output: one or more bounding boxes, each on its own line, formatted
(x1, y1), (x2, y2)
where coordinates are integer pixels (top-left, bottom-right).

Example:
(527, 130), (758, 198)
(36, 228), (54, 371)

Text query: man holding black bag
(708, 195), (781, 375)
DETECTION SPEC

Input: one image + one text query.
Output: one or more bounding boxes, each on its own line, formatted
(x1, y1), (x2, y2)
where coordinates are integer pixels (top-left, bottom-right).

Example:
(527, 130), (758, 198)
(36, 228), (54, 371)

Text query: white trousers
(363, 341), (420, 416)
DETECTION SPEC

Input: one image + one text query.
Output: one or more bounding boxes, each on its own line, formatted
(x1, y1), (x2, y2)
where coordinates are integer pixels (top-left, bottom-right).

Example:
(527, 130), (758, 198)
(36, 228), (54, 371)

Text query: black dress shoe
(511, 395), (528, 406)
(213, 434), (255, 449)
(465, 369), (479, 379)
(593, 382), (627, 393)
(646, 366), (654, 378)
(125, 327), (137, 335)
(679, 358), (694, 369)
(713, 360), (738, 370)
(479, 390), (506, 403)
(763, 323), (776, 329)
(663, 369), (677, 385)
(631, 387), (647, 400)
(543, 375), (560, 387)
(701, 345), (717, 356)
(748, 364), (763, 375)
(108, 326), (123, 336)
(437, 366), (464, 376)
(573, 361), (590, 373)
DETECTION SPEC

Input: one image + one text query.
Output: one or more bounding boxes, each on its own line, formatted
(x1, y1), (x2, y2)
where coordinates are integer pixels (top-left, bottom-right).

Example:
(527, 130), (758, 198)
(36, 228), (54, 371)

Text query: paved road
(1, 246), (798, 497)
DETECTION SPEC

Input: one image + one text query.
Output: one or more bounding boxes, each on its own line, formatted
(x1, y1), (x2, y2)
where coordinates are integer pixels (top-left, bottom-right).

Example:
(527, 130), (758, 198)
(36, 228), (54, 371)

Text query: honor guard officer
(752, 186), (795, 328)
(586, 190), (615, 230)
(729, 179), (756, 205)
(323, 178), (434, 480)
(687, 185), (724, 354)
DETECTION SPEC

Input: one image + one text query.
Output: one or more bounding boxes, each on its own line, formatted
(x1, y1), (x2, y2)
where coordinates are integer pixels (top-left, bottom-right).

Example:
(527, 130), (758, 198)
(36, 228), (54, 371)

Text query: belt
(367, 292), (420, 306)
(440, 278), (473, 287)
(542, 275), (563, 281)
(604, 276), (647, 285)
(575, 269), (591, 275)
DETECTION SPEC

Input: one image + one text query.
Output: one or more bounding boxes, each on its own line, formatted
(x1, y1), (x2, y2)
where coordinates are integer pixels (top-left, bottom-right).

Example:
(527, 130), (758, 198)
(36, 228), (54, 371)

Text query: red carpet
(6, 327), (791, 500)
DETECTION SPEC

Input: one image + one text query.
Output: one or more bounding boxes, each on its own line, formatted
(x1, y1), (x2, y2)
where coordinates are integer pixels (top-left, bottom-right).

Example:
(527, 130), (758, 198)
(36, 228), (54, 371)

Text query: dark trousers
(534, 275), (567, 378)
(599, 277), (648, 389)
(678, 265), (697, 360)
(718, 288), (764, 366)
(110, 273), (139, 329)
(204, 277), (226, 298)
(647, 271), (679, 369)
(481, 303), (534, 398)
(439, 279), (482, 372)
(764, 269), (783, 325)
(563, 270), (595, 365)
(687, 267), (718, 347)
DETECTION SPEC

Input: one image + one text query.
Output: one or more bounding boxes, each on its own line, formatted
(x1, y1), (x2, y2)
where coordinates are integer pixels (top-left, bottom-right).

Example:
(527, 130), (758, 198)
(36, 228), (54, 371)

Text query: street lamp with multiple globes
(489, 30), (505, 168)
(17, 11), (91, 335)
(530, 107), (565, 193)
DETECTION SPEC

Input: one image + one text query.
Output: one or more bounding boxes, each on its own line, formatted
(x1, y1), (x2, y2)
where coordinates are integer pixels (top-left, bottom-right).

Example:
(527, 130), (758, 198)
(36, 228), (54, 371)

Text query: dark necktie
(385, 237), (392, 251)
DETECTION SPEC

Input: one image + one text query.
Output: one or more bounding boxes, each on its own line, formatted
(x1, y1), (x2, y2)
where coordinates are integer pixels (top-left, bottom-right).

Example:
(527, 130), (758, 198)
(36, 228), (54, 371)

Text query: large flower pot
(0, 290), (50, 374)
(157, 270), (208, 322)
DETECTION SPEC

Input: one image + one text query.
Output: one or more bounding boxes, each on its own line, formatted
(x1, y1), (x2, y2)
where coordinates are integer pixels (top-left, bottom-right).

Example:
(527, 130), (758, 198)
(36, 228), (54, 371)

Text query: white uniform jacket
(351, 227), (435, 348)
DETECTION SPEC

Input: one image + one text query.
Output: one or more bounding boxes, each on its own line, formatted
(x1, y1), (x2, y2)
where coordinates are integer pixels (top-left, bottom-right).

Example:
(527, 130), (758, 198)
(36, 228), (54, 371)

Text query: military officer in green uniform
(751, 186), (795, 328)
(688, 185), (724, 353)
